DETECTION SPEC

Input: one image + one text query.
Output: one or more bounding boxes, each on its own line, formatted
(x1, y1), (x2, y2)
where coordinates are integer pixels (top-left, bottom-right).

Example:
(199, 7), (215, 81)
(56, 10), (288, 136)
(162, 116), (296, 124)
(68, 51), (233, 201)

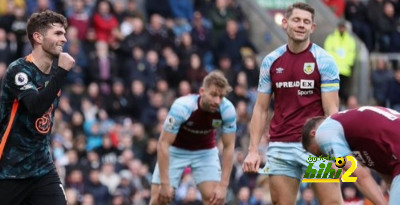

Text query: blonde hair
(202, 71), (232, 93)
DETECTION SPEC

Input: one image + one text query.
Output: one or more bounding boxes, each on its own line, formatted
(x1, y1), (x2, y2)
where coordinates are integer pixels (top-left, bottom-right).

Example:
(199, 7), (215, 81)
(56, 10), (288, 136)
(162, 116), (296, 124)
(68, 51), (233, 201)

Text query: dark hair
(286, 2), (315, 21)
(301, 116), (326, 150)
(26, 10), (68, 46)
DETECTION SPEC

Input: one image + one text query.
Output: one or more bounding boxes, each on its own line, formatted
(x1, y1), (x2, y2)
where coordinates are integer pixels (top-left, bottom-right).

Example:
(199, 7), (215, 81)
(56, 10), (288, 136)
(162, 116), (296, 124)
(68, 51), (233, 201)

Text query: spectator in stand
(208, 0), (237, 47)
(342, 184), (364, 205)
(297, 187), (318, 205)
(216, 54), (237, 86)
(67, 0), (90, 40)
(324, 20), (356, 104)
(92, 0), (119, 45)
(376, 2), (400, 52)
(99, 162), (121, 194)
(387, 68), (400, 111)
(121, 16), (150, 56)
(177, 32), (198, 69)
(146, 14), (175, 54)
(186, 53), (208, 91)
(85, 168), (111, 205)
(344, 0), (374, 51)
(105, 79), (130, 119)
(127, 79), (149, 122)
(240, 55), (259, 90)
(216, 19), (257, 69)
(140, 92), (165, 130)
(371, 57), (393, 106)
(178, 80), (193, 97)
(154, 79), (176, 107)
(162, 52), (186, 90)
(122, 46), (155, 88)
(88, 41), (118, 95)
(366, 0), (385, 50)
(191, 11), (213, 71)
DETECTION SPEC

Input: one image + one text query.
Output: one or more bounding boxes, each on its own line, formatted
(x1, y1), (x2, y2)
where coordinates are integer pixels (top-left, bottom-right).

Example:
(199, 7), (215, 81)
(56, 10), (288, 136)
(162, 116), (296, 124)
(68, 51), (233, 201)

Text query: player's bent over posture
(303, 106), (400, 205)
(150, 71), (237, 205)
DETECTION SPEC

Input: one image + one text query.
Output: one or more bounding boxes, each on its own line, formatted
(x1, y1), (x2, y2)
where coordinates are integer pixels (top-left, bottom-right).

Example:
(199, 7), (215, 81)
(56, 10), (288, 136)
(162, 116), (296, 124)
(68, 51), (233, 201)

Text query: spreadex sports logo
(275, 80), (315, 96)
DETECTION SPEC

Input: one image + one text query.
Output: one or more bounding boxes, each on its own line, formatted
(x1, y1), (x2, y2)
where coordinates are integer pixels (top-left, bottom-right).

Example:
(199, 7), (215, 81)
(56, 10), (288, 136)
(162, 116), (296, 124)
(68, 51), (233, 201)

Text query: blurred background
(0, 0), (395, 204)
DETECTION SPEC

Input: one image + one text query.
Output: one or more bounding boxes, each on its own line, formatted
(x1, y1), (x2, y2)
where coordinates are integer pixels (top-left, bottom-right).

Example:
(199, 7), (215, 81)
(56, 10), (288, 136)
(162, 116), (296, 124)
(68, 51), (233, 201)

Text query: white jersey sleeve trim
(310, 44), (340, 93)
(163, 95), (197, 133)
(258, 45), (287, 94)
(220, 98), (237, 134)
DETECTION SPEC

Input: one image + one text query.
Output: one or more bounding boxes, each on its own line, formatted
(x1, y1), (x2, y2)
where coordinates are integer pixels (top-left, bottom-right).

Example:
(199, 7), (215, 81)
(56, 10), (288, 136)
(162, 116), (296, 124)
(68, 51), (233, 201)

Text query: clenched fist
(58, 52), (75, 71)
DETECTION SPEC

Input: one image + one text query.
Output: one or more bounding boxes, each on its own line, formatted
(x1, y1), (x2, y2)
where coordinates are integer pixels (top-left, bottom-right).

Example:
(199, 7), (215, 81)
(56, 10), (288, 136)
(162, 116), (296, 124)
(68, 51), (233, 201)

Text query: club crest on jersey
(303, 63), (315, 75)
(15, 72), (28, 86)
(165, 116), (176, 129)
(212, 119), (222, 128)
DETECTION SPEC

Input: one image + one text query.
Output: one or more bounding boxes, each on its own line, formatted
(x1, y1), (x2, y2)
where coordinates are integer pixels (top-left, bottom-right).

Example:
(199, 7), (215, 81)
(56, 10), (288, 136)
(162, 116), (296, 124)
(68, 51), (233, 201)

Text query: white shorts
(259, 142), (331, 180)
(389, 174), (400, 205)
(152, 146), (221, 188)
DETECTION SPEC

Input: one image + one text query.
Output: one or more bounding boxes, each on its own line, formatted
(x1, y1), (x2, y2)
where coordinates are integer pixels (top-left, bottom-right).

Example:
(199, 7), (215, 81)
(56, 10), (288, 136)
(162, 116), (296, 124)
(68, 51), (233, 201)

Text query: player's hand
(209, 184), (227, 205)
(242, 151), (261, 173)
(58, 52), (75, 71)
(158, 184), (174, 205)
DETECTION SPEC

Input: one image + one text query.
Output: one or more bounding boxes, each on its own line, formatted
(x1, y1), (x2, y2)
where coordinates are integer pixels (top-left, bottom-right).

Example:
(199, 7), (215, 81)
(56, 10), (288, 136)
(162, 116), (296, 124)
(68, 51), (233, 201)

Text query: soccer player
(149, 71), (237, 205)
(0, 11), (75, 205)
(242, 2), (343, 204)
(302, 106), (399, 205)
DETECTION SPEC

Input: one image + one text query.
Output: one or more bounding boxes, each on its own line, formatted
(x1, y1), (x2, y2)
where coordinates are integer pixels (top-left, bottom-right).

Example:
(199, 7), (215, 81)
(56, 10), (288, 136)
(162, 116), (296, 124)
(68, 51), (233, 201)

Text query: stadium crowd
(0, 0), (399, 204)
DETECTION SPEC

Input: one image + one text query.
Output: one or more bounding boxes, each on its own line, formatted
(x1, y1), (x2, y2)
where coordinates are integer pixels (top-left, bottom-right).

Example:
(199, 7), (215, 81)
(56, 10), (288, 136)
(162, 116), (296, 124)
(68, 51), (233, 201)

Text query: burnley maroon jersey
(327, 106), (400, 176)
(163, 94), (236, 150)
(258, 43), (339, 142)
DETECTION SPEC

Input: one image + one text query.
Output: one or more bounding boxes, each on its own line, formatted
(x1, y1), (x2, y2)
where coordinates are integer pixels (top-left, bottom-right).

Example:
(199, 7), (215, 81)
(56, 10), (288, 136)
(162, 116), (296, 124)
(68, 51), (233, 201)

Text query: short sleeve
(316, 117), (352, 158)
(312, 44), (340, 92)
(163, 98), (191, 133)
(221, 99), (236, 134)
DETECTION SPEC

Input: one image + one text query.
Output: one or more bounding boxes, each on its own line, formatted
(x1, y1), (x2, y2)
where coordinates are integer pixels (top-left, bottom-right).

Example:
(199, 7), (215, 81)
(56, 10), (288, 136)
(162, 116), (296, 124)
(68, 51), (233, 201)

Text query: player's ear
(310, 130), (316, 138)
(282, 18), (288, 29)
(310, 22), (316, 33)
(199, 87), (204, 95)
(33, 32), (43, 44)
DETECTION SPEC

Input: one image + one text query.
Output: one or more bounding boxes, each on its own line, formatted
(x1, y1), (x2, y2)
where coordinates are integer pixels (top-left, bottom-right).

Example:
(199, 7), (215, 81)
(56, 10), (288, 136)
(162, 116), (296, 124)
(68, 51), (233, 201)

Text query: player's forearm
(321, 91), (339, 116)
(354, 168), (387, 205)
(220, 140), (235, 187)
(355, 179), (387, 205)
(220, 141), (234, 187)
(248, 106), (268, 152)
(157, 140), (170, 185)
(21, 68), (67, 117)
